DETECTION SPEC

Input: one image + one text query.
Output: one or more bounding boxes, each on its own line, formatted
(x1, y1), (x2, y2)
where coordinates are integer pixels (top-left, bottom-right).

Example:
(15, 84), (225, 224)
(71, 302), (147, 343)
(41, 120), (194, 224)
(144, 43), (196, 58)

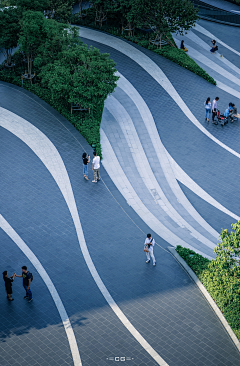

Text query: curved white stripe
(180, 31), (240, 77)
(172, 39), (240, 88)
(78, 27), (240, 162)
(101, 127), (214, 260)
(165, 149), (240, 221)
(105, 95), (216, 249)
(116, 72), (219, 239)
(194, 23), (240, 57)
(0, 107), (169, 366)
(0, 214), (82, 366)
(216, 79), (240, 100)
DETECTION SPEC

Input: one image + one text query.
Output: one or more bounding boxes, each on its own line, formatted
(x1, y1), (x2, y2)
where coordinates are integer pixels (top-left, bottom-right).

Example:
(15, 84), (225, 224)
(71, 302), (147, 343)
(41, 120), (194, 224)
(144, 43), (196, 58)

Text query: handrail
(192, 0), (240, 26)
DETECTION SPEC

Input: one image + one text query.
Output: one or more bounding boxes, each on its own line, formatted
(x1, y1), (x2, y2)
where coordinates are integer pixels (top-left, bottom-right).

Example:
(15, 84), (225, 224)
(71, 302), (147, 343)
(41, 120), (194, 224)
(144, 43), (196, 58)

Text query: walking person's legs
(83, 165), (89, 180)
(23, 285), (32, 300)
(149, 248), (156, 265)
(146, 251), (150, 263)
(93, 169), (97, 182)
(96, 168), (100, 180)
(205, 109), (208, 120)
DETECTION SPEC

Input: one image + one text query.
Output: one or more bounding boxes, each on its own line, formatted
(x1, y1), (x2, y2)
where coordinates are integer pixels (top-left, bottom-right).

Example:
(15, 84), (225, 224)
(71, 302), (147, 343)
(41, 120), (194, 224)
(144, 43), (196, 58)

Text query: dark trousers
(23, 285), (32, 299)
(212, 109), (217, 121)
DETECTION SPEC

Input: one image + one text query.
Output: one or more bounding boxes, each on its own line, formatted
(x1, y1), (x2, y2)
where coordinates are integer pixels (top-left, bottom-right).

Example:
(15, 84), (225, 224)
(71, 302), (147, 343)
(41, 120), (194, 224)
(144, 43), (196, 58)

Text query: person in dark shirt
(82, 152), (90, 180)
(3, 271), (15, 301)
(15, 266), (33, 303)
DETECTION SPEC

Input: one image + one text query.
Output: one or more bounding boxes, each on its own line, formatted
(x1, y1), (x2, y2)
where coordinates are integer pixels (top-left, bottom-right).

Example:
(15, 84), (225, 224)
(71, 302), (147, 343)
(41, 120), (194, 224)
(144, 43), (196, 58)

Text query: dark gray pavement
(1, 81), (239, 365)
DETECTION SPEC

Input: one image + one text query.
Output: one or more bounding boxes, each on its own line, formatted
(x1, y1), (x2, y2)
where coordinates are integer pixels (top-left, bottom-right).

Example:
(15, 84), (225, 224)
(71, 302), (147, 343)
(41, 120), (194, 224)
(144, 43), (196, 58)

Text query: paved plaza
(1, 12), (240, 366)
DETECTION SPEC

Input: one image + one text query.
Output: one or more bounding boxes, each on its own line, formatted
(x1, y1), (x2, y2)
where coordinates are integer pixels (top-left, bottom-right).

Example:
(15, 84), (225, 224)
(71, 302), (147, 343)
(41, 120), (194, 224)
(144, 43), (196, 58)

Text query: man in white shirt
(144, 233), (156, 266)
(212, 97), (219, 123)
(92, 151), (101, 183)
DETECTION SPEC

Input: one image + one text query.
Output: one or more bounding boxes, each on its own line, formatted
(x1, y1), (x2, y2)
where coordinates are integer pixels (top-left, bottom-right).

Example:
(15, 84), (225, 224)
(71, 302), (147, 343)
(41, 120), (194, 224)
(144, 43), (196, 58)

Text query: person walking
(92, 151), (101, 183)
(204, 97), (211, 121)
(15, 266), (33, 302)
(3, 271), (15, 301)
(212, 97), (219, 123)
(82, 152), (90, 180)
(144, 233), (156, 266)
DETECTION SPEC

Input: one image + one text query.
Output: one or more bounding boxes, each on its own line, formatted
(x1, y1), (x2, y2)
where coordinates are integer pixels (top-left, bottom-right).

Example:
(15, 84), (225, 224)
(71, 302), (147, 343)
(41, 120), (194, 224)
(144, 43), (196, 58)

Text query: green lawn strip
(176, 245), (240, 341)
(0, 64), (103, 158)
(72, 14), (216, 86)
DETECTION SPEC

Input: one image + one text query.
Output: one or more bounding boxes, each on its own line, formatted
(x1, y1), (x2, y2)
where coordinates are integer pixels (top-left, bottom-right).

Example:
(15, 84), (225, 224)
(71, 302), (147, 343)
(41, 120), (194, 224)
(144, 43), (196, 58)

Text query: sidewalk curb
(168, 246), (240, 353)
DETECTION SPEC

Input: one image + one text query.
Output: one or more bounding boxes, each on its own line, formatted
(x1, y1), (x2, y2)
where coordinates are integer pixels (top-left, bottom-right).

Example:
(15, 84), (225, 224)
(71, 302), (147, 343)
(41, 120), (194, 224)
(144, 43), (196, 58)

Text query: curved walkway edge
(168, 246), (240, 353)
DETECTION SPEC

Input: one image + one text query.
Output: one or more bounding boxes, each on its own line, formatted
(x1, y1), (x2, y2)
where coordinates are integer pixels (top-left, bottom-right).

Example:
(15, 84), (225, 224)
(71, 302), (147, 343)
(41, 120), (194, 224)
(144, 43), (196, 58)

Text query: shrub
(176, 240), (240, 341)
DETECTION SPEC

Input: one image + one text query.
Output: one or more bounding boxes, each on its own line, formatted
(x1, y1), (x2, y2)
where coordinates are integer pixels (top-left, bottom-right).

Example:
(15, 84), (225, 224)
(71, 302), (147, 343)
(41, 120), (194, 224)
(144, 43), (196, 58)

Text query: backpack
(28, 271), (33, 282)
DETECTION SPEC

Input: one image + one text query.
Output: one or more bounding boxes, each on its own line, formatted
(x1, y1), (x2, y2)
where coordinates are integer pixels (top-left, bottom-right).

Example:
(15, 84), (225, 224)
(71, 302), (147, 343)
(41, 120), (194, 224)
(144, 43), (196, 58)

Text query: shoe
(92, 180), (97, 183)
(24, 295), (29, 299)
(205, 118), (207, 121)
(8, 298), (14, 301)
(84, 176), (89, 180)
(146, 260), (150, 263)
(153, 262), (156, 266)
(97, 178), (101, 181)
(28, 298), (33, 303)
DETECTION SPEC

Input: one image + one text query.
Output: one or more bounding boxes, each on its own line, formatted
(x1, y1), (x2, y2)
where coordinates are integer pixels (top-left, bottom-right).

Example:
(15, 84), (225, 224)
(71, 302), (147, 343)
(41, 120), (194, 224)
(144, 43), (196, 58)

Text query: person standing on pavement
(204, 97), (211, 122)
(82, 152), (90, 180)
(144, 233), (156, 266)
(15, 266), (33, 302)
(92, 151), (101, 183)
(2, 271), (15, 301)
(212, 97), (219, 123)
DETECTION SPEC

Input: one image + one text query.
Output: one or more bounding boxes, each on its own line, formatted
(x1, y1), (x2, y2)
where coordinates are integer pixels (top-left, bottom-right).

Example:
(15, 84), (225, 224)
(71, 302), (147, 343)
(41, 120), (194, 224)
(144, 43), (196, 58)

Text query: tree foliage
(19, 10), (45, 75)
(40, 44), (119, 109)
(15, 0), (50, 13)
(0, 6), (20, 65)
(133, 0), (198, 36)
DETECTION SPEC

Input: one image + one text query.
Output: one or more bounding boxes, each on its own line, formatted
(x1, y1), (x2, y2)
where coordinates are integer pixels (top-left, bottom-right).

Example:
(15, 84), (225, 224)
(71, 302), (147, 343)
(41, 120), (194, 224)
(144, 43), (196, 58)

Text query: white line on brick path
(105, 95), (216, 249)
(194, 23), (240, 58)
(0, 214), (82, 366)
(78, 27), (240, 160)
(165, 149), (240, 221)
(101, 128), (214, 260)
(116, 73), (220, 239)
(0, 107), (169, 366)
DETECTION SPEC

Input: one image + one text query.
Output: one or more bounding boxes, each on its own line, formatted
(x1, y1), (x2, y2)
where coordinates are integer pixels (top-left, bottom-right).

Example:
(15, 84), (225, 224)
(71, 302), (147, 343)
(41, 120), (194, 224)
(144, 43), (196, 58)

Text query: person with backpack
(15, 266), (33, 303)
(144, 233), (156, 266)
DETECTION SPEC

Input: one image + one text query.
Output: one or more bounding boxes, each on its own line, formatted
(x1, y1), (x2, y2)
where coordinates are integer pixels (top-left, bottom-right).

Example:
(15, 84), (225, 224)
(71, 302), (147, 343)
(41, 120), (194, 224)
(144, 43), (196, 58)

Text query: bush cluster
(176, 230), (240, 341)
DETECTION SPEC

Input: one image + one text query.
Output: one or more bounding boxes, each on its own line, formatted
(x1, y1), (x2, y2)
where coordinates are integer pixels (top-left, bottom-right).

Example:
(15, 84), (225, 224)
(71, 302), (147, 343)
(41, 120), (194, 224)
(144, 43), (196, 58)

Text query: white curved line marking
(116, 72), (219, 239)
(165, 149), (240, 221)
(78, 27), (240, 161)
(101, 128), (214, 260)
(105, 95), (216, 249)
(0, 107), (169, 366)
(216, 79), (240, 99)
(194, 23), (240, 57)
(182, 31), (240, 77)
(0, 214), (82, 366)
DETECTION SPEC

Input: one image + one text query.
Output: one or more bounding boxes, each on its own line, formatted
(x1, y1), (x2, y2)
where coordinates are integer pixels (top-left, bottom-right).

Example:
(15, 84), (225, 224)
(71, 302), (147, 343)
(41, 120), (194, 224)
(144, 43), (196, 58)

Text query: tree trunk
(160, 33), (162, 49)
(79, 0), (83, 18)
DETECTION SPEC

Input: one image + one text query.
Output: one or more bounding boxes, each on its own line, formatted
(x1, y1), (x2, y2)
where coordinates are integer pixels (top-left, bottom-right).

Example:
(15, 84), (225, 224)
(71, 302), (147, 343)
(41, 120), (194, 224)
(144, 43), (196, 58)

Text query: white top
(93, 156), (100, 169)
(204, 101), (211, 110)
(144, 237), (155, 247)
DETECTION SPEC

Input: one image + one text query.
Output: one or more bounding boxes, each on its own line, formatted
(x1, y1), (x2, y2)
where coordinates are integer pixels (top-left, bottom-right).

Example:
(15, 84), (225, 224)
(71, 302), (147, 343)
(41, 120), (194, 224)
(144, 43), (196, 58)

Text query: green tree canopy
(47, 0), (74, 23)
(15, 0), (50, 13)
(19, 10), (45, 75)
(40, 44), (119, 109)
(133, 0), (198, 37)
(0, 6), (20, 65)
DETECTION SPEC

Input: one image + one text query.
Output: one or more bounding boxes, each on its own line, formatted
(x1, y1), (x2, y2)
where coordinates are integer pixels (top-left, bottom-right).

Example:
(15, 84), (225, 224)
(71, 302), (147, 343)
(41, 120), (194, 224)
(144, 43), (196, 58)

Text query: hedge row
(176, 245), (240, 341)
(72, 13), (216, 85)
(0, 65), (103, 157)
